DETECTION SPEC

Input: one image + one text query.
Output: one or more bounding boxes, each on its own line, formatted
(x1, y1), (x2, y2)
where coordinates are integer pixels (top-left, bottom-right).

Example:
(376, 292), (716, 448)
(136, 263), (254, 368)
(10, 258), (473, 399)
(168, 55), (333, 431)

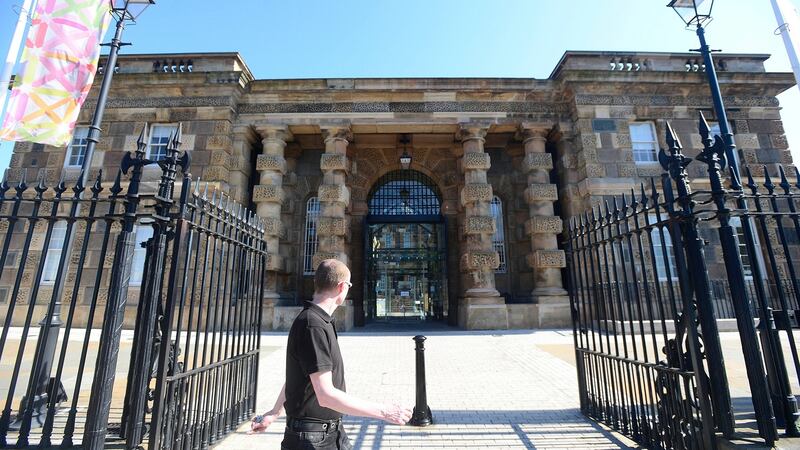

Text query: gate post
(82, 125), (158, 450)
(692, 112), (780, 444)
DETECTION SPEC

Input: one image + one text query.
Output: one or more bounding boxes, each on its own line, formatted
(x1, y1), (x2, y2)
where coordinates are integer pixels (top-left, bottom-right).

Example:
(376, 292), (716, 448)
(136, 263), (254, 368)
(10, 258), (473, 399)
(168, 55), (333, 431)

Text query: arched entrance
(363, 170), (448, 323)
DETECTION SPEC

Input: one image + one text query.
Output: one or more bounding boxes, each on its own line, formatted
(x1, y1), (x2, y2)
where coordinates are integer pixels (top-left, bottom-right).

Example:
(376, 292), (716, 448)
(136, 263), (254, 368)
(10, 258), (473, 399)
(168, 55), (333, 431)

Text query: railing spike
(110, 168), (123, 195)
(763, 165), (775, 194)
(620, 192), (629, 213)
(665, 120), (683, 150)
(649, 177), (660, 203)
(210, 187), (217, 207)
(72, 171), (86, 197)
(744, 166), (758, 194)
(779, 165), (792, 194)
(794, 166), (800, 190)
(640, 182), (648, 207)
(136, 122), (150, 152)
(604, 200), (612, 220)
(698, 110), (712, 142)
(172, 122), (183, 148)
(91, 169), (104, 197)
(630, 188), (639, 209)
(612, 196), (620, 216)
(193, 176), (201, 197)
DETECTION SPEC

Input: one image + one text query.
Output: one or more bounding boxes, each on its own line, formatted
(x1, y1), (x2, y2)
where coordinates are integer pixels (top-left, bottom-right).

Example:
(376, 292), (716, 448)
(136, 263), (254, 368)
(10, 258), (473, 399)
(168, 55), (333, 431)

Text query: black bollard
(409, 335), (433, 426)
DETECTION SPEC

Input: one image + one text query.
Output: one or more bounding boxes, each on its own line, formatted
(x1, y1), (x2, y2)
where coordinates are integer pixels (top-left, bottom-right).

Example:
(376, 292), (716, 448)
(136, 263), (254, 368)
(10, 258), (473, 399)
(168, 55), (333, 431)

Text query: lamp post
(668, 0), (800, 440)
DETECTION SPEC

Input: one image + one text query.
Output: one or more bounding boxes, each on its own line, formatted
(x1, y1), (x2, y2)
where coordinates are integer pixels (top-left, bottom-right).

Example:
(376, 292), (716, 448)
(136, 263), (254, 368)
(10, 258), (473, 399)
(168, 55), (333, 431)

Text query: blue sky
(1, 0), (800, 169)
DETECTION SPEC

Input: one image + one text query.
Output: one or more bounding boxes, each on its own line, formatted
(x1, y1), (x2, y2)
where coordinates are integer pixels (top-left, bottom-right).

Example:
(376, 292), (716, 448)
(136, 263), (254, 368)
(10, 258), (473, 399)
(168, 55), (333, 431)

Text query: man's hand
(249, 411), (279, 433)
(380, 404), (412, 425)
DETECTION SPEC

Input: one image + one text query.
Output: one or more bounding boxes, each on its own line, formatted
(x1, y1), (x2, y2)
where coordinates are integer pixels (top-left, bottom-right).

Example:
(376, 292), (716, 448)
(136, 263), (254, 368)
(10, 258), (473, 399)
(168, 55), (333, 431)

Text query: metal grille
(491, 196), (506, 273)
(368, 170), (441, 216)
(303, 197), (320, 274)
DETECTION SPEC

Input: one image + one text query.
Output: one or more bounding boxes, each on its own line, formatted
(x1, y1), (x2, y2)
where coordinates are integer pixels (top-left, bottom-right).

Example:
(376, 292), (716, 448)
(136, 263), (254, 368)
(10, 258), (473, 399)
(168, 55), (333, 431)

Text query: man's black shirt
(284, 301), (346, 420)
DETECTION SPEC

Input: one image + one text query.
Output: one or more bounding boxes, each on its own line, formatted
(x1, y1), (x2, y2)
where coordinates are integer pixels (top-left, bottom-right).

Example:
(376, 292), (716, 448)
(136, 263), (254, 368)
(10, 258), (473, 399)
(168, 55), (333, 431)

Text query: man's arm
(250, 383), (286, 433)
(310, 371), (411, 425)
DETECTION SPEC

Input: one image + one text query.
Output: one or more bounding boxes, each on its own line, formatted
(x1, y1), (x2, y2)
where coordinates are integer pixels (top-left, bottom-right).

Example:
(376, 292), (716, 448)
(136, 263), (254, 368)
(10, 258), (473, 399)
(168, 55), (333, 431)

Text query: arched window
(491, 196), (507, 273)
(303, 197), (320, 275)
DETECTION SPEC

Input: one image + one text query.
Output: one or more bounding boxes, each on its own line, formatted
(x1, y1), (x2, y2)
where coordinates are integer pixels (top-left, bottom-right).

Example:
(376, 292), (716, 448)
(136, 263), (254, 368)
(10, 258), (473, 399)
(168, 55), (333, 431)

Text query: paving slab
(213, 328), (638, 449)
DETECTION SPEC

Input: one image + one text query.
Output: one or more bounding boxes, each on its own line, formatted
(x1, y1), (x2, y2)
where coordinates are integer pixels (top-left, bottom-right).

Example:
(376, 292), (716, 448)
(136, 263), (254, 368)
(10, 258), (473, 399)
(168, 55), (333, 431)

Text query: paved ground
(213, 326), (638, 450)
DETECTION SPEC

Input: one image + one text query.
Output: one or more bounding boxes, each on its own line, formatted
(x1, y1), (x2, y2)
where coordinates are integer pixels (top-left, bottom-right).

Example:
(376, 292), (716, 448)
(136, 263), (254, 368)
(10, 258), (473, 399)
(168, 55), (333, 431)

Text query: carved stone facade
(5, 50), (794, 331)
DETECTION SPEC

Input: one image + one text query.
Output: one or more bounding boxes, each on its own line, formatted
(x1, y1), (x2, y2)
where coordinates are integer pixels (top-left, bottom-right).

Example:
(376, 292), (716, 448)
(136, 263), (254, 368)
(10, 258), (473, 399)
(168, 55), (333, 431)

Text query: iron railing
(565, 113), (800, 449)
(0, 123), (266, 450)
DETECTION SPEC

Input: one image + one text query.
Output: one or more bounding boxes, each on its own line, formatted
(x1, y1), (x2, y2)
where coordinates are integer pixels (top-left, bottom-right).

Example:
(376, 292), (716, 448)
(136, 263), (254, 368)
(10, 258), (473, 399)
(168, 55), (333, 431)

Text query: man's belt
(286, 416), (341, 432)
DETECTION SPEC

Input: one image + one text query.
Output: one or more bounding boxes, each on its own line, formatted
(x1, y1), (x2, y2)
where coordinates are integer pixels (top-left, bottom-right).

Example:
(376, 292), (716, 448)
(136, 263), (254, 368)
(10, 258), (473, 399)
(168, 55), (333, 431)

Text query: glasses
(342, 281), (352, 288)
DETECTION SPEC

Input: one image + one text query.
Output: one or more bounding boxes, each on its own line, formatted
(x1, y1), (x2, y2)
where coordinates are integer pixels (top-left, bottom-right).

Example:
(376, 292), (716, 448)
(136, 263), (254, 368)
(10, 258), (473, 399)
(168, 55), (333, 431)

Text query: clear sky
(1, 0), (800, 170)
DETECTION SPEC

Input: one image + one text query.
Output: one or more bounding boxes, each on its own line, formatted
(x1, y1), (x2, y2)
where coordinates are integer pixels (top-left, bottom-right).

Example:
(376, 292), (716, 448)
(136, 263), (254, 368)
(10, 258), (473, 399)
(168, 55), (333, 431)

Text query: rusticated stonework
(465, 216), (496, 235)
(523, 153), (553, 171)
(261, 217), (283, 237)
(252, 184), (284, 203)
(460, 251), (500, 271)
(317, 217), (347, 236)
(462, 152), (491, 170)
(265, 252), (284, 271)
(256, 154), (287, 173)
(528, 250), (567, 268)
(460, 184), (493, 205)
(525, 216), (564, 235)
(318, 184), (350, 205)
(320, 154), (349, 172)
(524, 184), (558, 203)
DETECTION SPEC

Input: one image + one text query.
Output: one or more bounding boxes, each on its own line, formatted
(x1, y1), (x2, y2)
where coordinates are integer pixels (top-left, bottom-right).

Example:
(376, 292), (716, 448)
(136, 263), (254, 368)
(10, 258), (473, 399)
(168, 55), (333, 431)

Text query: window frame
(146, 124), (177, 161)
(65, 127), (90, 168)
(302, 197), (320, 275)
(41, 221), (69, 285)
(629, 121), (659, 163)
(490, 196), (507, 274)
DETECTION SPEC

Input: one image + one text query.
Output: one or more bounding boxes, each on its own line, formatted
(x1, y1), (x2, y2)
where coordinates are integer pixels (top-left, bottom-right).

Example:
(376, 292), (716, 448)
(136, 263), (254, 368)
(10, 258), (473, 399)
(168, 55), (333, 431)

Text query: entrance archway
(363, 170), (448, 323)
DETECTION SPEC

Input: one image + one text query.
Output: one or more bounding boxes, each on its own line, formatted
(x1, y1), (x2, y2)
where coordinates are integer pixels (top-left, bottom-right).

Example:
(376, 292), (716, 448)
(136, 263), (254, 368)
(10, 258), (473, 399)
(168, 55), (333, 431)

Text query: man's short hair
(314, 259), (350, 294)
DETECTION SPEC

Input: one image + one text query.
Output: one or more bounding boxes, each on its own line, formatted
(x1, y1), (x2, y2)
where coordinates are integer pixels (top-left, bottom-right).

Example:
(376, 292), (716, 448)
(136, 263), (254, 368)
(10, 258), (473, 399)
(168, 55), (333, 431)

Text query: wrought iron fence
(565, 113), (800, 449)
(0, 123), (266, 450)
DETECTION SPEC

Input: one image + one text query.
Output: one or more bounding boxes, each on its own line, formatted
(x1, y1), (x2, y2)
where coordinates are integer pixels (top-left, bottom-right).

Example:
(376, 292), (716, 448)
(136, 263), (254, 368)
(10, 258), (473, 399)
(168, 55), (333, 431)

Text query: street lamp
(668, 0), (800, 441)
(399, 134), (412, 169)
(668, 0), (713, 26)
(666, 0), (738, 178)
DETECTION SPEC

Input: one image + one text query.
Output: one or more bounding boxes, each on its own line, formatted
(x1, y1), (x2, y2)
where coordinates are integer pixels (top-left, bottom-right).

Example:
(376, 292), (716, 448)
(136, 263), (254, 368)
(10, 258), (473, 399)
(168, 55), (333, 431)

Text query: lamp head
(111, 0), (154, 21)
(667, 0), (713, 27)
(399, 134), (412, 169)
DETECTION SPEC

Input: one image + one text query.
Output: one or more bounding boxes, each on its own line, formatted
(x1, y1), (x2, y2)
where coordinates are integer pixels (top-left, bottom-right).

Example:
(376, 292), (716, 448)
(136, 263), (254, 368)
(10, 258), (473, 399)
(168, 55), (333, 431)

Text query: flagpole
(0, 0), (36, 122)
(772, 0), (800, 93)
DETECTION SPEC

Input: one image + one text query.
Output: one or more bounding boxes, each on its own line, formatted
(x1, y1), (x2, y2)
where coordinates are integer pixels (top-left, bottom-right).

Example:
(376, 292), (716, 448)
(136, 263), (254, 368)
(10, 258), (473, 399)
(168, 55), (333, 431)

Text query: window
(147, 125), (176, 161)
(649, 216), (677, 280)
(491, 196), (507, 273)
(629, 122), (658, 163)
(65, 127), (89, 167)
(41, 221), (68, 284)
(130, 224), (154, 285)
(302, 197), (320, 275)
(730, 217), (753, 279)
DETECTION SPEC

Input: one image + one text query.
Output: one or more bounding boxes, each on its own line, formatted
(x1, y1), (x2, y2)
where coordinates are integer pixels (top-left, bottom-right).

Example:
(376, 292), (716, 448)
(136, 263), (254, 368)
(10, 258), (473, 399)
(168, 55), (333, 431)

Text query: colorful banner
(0, 0), (111, 146)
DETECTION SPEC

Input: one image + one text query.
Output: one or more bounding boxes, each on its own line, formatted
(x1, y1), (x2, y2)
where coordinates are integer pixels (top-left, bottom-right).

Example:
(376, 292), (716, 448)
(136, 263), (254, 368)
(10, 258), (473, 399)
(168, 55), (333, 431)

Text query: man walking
(250, 259), (412, 449)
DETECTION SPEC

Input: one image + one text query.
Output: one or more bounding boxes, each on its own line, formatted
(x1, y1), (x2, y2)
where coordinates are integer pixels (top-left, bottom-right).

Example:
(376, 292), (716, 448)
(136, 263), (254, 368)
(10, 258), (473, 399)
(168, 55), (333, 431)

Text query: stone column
(457, 124), (508, 330)
(519, 123), (570, 327)
(313, 125), (352, 268)
(253, 125), (291, 300)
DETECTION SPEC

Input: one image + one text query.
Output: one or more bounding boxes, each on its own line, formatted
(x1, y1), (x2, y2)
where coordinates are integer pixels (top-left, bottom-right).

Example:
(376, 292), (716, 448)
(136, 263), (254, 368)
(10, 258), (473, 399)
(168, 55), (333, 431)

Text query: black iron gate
(565, 113), (800, 449)
(0, 123), (265, 449)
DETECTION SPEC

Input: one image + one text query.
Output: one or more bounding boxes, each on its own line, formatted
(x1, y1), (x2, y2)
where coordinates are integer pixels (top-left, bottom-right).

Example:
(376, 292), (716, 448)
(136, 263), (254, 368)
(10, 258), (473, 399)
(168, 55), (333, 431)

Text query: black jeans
(280, 421), (351, 450)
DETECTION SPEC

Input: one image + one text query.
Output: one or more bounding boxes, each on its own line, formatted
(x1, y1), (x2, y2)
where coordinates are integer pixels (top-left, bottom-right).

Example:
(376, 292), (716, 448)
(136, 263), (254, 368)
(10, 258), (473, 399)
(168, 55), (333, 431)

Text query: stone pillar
(457, 124), (508, 330)
(520, 123), (570, 327)
(313, 125), (351, 268)
(253, 125), (291, 301)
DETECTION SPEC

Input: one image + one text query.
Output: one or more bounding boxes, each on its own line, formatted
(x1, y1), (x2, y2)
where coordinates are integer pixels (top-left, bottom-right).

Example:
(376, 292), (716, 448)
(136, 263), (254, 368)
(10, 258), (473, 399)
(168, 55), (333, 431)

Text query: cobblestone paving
(214, 329), (637, 449)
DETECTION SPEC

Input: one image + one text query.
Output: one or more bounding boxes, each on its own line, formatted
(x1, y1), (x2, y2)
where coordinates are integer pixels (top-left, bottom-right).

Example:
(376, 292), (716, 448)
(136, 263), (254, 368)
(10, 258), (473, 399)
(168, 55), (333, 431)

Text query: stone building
(5, 50), (795, 330)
